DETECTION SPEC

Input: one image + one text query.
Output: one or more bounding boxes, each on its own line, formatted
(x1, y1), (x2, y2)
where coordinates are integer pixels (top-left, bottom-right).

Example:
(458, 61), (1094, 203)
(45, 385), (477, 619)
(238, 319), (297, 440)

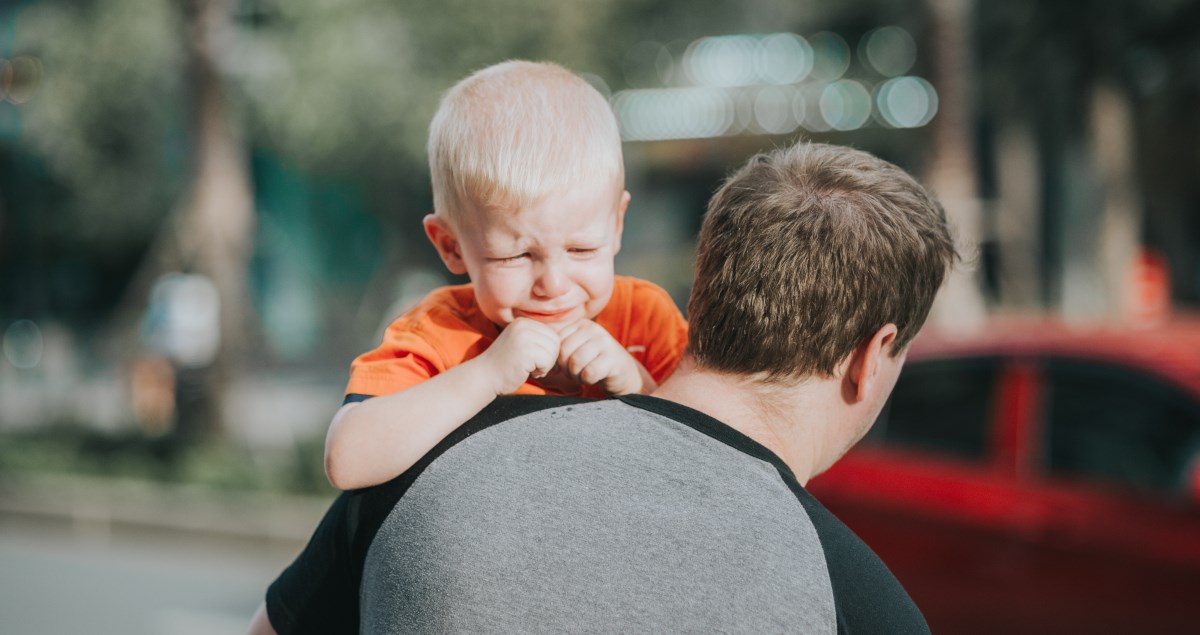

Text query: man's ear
(612, 190), (631, 255)
(423, 214), (468, 275)
(843, 323), (899, 403)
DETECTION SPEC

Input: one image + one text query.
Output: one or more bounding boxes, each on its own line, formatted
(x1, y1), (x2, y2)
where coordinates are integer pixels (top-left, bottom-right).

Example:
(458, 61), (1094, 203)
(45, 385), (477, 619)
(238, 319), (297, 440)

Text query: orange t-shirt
(345, 276), (688, 399)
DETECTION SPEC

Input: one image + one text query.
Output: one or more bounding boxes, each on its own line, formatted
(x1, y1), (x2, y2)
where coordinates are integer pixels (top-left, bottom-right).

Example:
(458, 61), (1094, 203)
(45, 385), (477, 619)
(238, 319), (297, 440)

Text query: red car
(809, 317), (1200, 634)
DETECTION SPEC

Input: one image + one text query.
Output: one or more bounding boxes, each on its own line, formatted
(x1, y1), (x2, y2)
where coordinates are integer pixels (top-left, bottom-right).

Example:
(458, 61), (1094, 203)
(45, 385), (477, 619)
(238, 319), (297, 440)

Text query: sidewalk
(0, 472), (332, 563)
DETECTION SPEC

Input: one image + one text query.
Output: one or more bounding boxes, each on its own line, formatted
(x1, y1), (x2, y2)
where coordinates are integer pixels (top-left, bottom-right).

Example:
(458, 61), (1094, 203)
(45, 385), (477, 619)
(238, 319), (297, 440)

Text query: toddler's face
(427, 176), (629, 330)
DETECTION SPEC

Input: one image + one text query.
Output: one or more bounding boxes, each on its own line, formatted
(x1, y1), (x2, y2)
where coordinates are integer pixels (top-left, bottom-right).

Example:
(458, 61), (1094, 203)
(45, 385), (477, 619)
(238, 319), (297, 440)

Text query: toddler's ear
(423, 214), (468, 275)
(613, 190), (631, 254)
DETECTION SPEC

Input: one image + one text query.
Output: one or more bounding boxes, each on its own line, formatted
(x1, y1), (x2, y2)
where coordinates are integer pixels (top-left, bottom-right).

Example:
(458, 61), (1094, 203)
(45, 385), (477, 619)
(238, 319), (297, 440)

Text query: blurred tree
(13, 0), (185, 262)
(925, 0), (987, 328)
(976, 0), (1200, 313)
(12, 0), (756, 441)
(7, 0), (186, 327)
(16, 0), (251, 446)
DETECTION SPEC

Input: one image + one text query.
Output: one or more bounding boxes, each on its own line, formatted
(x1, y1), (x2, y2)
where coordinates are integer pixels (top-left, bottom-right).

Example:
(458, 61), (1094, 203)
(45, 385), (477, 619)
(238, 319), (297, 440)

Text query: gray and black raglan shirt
(266, 395), (929, 634)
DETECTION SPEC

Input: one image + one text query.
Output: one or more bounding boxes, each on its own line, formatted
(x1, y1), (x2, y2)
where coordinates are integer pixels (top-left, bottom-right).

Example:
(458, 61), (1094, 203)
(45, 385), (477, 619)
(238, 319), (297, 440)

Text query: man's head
(687, 142), (957, 384)
(423, 61), (629, 328)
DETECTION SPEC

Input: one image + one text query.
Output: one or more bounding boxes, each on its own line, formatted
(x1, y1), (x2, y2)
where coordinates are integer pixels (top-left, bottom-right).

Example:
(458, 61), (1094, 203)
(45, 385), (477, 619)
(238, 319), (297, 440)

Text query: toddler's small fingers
(533, 359), (558, 379)
(567, 346), (604, 381)
(554, 319), (582, 338)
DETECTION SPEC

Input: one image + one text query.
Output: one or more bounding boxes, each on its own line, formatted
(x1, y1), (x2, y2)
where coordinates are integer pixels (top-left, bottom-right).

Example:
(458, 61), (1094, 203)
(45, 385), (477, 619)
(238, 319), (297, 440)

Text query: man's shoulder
(358, 395), (841, 632)
(791, 487), (931, 633)
(467, 394), (594, 429)
(356, 395), (795, 525)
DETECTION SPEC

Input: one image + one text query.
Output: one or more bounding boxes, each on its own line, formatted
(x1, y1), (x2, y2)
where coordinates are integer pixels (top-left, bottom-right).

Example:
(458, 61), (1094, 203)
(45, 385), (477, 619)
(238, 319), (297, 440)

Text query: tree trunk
(109, 0), (257, 447)
(993, 122), (1042, 309)
(925, 0), (987, 330)
(1089, 83), (1142, 321)
(174, 0), (256, 439)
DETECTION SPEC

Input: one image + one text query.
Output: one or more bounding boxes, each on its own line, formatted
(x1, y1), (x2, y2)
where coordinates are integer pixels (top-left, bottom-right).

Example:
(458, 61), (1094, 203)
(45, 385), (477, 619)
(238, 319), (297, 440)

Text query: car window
(866, 357), (999, 461)
(1042, 358), (1200, 498)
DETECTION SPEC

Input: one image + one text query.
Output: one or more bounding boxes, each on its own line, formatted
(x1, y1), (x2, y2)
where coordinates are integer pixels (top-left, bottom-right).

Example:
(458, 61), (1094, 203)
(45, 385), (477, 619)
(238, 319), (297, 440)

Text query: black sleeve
(619, 394), (928, 633)
(265, 395), (590, 633)
(794, 491), (930, 635)
(266, 492), (362, 635)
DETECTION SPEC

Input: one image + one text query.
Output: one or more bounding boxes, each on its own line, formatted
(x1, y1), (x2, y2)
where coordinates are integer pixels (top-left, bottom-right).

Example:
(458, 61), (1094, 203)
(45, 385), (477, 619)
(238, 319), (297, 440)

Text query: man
(248, 141), (957, 634)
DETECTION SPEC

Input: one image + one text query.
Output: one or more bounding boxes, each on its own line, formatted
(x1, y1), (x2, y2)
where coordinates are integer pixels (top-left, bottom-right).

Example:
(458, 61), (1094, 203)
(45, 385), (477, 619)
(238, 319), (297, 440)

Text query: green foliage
(12, 0), (708, 255)
(9, 0), (932, 326)
(229, 0), (428, 178)
(228, 0), (635, 181)
(0, 424), (335, 496)
(13, 0), (859, 251)
(14, 0), (186, 258)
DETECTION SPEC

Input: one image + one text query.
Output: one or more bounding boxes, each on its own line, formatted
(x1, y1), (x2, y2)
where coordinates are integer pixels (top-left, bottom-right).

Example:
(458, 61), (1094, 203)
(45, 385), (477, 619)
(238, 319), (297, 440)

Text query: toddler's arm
(557, 320), (657, 396)
(324, 318), (560, 490)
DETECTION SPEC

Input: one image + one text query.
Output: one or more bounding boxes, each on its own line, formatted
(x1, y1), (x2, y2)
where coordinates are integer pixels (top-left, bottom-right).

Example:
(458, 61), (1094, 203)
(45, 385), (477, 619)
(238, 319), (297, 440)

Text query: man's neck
(651, 359), (832, 485)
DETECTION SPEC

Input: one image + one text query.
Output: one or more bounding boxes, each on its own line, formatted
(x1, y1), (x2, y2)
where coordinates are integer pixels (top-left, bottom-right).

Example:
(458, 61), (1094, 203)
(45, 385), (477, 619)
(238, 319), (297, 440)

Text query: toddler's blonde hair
(428, 61), (623, 224)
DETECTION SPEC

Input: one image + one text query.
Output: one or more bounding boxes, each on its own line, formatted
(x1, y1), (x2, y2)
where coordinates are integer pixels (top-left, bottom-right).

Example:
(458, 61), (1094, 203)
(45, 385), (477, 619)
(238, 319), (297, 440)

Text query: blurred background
(2, 0), (1199, 633)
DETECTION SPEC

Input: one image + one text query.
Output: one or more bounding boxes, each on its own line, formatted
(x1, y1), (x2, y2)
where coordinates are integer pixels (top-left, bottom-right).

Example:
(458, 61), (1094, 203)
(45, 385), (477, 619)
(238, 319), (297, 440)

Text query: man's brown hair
(687, 142), (957, 382)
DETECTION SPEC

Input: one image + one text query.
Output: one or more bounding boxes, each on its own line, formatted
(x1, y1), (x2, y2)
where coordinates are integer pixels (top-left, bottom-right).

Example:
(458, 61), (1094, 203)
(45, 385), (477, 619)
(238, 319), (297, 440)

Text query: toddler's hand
(557, 320), (649, 396)
(480, 317), (561, 396)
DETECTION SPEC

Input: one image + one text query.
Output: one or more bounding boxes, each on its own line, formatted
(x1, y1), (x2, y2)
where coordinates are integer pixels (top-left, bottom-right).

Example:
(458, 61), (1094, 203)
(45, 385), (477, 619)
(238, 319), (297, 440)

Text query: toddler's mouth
(516, 307), (577, 322)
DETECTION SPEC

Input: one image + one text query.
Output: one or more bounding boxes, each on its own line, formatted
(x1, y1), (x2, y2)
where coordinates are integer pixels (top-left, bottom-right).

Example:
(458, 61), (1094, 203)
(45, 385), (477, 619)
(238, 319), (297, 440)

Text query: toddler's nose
(533, 261), (570, 298)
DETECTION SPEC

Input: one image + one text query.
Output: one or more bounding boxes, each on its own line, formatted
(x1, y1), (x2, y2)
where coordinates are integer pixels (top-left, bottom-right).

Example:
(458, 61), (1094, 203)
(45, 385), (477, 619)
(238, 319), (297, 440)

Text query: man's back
(266, 396), (928, 634)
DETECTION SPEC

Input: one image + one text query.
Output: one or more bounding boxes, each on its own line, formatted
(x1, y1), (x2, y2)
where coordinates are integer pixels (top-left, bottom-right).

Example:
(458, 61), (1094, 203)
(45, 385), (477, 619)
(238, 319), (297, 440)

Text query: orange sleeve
(344, 318), (447, 397)
(344, 285), (496, 398)
(612, 277), (689, 384)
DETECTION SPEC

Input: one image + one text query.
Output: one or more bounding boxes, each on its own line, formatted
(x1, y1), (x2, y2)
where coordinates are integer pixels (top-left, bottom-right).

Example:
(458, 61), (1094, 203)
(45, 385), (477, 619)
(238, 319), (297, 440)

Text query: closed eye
(489, 253), (529, 263)
(569, 247), (600, 256)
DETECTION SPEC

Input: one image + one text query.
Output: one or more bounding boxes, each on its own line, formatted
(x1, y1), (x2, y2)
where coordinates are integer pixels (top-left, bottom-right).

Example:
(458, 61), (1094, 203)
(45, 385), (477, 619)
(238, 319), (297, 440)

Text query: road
(0, 495), (314, 635)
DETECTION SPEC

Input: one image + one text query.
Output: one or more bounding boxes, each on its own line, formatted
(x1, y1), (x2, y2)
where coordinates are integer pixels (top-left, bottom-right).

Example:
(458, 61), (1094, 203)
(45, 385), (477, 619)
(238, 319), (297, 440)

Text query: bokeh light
(654, 45), (677, 85)
(624, 41), (670, 89)
(791, 90), (808, 130)
(684, 35), (760, 87)
(862, 26), (917, 77)
(145, 273), (221, 368)
(683, 33), (815, 88)
(753, 86), (797, 134)
(799, 83), (832, 132)
(758, 33), (813, 85)
(808, 32), (851, 81)
(581, 72), (612, 100)
(875, 76), (938, 128)
(621, 30), (935, 138)
(732, 88), (754, 134)
(2, 56), (44, 104)
(820, 79), (872, 130)
(614, 87), (735, 141)
(3, 319), (44, 369)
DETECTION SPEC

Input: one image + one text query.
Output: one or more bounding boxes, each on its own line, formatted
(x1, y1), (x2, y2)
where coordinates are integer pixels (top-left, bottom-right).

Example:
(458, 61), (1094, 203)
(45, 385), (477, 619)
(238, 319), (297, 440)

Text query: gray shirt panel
(361, 400), (836, 633)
